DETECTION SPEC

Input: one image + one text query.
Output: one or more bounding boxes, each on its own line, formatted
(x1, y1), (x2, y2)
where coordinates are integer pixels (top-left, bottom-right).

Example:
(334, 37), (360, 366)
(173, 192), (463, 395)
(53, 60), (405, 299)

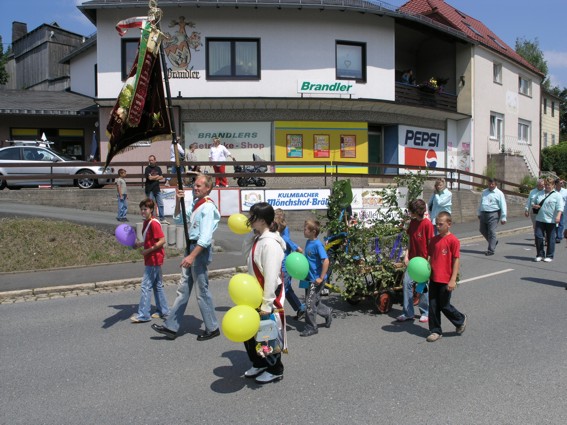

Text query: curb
(0, 227), (531, 302)
(0, 266), (249, 302)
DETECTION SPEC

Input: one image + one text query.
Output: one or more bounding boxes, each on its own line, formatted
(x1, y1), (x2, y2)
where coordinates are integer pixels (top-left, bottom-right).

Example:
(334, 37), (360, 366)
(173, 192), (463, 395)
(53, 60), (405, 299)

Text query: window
(551, 101), (555, 117)
(552, 134), (556, 145)
(121, 39), (139, 81)
(543, 132), (548, 148)
(336, 41), (366, 82)
(206, 38), (260, 80)
(493, 63), (502, 84)
(518, 119), (531, 144)
(543, 98), (547, 114)
(0, 147), (20, 160)
(518, 76), (531, 96)
(488, 35), (507, 50)
(490, 112), (504, 141)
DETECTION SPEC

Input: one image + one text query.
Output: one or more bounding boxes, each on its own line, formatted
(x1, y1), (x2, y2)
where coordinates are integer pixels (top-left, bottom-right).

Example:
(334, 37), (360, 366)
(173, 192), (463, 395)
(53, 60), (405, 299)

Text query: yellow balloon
(228, 273), (263, 308)
(222, 305), (260, 342)
(228, 213), (251, 235)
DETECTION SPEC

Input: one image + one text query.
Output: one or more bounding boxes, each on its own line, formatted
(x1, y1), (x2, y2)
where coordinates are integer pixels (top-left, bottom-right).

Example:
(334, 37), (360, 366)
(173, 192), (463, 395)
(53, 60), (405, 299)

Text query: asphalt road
(1, 232), (566, 424)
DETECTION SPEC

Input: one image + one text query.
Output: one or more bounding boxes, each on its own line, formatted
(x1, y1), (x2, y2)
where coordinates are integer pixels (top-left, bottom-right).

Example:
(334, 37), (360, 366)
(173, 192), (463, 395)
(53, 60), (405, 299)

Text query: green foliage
(0, 36), (10, 86)
(541, 142), (567, 179)
(549, 86), (567, 141)
(519, 175), (537, 194)
(323, 173), (427, 304)
(515, 37), (549, 89)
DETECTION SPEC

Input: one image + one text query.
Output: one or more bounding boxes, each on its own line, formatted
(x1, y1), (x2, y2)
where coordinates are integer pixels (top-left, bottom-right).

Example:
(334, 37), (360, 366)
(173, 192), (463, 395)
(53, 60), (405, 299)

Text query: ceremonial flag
(105, 18), (172, 168)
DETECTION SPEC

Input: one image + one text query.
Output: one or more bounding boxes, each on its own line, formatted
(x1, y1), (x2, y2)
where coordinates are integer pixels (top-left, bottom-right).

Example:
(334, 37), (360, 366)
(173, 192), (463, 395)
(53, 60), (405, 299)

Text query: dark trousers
(479, 211), (500, 253)
(535, 221), (557, 259)
(244, 338), (283, 375)
(428, 281), (465, 335)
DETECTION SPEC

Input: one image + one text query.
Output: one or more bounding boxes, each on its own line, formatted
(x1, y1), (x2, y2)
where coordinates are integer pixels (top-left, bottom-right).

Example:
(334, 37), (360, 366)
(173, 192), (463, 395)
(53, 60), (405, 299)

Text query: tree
(0, 36), (10, 86)
(515, 37), (549, 90)
(549, 86), (567, 141)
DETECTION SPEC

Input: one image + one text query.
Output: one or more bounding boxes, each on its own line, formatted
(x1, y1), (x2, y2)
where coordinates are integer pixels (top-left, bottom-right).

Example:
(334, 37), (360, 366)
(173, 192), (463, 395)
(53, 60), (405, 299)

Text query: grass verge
(0, 217), (181, 273)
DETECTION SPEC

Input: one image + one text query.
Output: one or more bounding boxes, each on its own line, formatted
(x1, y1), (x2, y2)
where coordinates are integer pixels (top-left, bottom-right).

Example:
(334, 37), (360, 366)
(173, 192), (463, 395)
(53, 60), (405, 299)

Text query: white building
(70, 0), (544, 180)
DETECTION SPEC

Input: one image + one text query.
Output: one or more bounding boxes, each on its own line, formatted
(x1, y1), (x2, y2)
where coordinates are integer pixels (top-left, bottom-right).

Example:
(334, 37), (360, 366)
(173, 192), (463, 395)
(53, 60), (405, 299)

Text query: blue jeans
(164, 244), (218, 333)
(556, 214), (564, 241)
(117, 194), (128, 219)
(283, 270), (304, 313)
(401, 270), (428, 318)
(535, 221), (556, 259)
(147, 190), (165, 220)
(136, 265), (169, 321)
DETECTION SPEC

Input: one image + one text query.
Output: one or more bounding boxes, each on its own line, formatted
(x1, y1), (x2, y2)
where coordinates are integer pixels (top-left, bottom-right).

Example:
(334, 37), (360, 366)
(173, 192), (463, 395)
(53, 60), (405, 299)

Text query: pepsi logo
(425, 149), (437, 168)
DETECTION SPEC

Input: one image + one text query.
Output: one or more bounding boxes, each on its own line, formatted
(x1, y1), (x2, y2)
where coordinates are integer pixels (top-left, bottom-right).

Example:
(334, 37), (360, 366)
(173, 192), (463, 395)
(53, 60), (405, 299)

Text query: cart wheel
(375, 291), (393, 314)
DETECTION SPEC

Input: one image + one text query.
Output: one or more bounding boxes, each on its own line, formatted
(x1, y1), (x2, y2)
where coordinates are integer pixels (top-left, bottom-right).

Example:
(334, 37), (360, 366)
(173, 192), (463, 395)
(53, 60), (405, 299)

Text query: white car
(0, 144), (114, 190)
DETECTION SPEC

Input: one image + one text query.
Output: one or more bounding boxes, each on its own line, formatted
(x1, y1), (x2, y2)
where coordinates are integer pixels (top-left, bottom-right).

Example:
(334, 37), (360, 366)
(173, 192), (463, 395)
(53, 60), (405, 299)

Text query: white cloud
(544, 51), (567, 68)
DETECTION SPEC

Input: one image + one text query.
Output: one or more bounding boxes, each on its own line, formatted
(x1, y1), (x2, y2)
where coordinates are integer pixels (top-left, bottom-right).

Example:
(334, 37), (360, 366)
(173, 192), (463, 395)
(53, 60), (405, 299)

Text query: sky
(1, 0), (566, 89)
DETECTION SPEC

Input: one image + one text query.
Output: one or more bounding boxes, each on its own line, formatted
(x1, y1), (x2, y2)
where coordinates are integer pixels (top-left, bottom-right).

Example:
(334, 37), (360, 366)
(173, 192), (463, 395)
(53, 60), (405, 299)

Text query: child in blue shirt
(299, 219), (332, 337)
(274, 209), (306, 320)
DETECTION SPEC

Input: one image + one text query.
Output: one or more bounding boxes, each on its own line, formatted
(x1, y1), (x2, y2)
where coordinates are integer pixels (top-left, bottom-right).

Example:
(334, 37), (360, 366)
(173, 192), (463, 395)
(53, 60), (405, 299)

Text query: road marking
(459, 268), (514, 283)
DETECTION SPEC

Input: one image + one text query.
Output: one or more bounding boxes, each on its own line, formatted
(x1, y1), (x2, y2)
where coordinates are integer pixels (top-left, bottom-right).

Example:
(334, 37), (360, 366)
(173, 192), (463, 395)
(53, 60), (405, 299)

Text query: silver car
(0, 144), (114, 190)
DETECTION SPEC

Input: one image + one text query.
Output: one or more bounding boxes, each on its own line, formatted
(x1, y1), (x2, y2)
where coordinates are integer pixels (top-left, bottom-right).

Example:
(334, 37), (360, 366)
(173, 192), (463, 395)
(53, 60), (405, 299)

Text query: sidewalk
(0, 202), (531, 297)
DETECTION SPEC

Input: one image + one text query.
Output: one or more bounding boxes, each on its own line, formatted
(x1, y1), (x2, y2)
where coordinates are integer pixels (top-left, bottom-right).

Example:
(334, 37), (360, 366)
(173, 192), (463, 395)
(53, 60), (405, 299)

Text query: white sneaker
(535, 257), (543, 262)
(419, 316), (429, 323)
(396, 314), (411, 322)
(543, 257), (552, 262)
(255, 371), (283, 384)
(244, 366), (266, 378)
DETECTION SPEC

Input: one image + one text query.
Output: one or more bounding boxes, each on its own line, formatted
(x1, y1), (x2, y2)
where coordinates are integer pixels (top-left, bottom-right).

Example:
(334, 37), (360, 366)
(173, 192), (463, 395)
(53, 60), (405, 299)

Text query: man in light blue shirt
(152, 174), (221, 341)
(477, 178), (507, 256)
(554, 179), (567, 243)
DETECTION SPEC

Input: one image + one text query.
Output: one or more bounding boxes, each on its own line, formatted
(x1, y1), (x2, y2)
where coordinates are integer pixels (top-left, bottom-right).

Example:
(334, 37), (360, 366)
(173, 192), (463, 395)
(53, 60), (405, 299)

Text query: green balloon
(285, 252), (309, 280)
(407, 257), (431, 283)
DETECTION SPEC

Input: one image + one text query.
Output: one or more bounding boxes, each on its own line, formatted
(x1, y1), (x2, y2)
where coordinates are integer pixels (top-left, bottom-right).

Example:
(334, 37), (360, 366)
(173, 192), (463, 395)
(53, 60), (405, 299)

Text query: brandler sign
(298, 80), (356, 95)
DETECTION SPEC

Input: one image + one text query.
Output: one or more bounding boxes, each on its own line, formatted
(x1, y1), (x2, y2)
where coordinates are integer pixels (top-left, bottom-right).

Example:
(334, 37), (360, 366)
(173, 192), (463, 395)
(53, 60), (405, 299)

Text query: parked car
(0, 143), (114, 190)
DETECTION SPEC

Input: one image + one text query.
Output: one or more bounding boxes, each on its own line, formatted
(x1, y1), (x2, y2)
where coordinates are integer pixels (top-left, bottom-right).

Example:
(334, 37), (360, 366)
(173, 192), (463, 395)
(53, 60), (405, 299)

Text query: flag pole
(156, 23), (190, 250)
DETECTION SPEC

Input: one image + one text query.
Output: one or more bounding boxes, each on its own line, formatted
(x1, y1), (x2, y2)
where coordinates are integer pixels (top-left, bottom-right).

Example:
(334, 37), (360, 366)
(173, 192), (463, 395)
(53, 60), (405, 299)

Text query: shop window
(336, 41), (366, 82)
(206, 38), (260, 80)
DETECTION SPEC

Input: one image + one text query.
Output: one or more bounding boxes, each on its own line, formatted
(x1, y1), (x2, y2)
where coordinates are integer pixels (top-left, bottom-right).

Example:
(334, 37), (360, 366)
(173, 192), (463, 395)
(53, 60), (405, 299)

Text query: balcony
(395, 82), (457, 112)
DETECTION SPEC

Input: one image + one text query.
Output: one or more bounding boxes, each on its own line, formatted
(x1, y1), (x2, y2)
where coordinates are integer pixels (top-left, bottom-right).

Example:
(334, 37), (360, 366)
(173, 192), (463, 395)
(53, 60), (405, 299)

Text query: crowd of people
(117, 146), (565, 384)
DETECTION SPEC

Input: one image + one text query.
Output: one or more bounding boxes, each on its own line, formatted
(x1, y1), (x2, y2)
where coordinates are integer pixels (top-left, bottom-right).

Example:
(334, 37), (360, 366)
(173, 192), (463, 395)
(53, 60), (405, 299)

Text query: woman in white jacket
(242, 202), (287, 384)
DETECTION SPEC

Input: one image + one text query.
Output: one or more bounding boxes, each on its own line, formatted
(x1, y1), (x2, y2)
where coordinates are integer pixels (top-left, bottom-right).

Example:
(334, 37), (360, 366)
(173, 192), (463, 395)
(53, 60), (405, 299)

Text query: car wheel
(256, 178), (266, 187)
(237, 178), (246, 187)
(75, 169), (96, 189)
(0, 175), (6, 190)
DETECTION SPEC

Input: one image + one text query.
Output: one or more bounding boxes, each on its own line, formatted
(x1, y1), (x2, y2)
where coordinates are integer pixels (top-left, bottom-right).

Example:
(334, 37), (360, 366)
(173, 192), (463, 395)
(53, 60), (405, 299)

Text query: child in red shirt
(426, 211), (467, 342)
(397, 199), (434, 323)
(130, 198), (170, 323)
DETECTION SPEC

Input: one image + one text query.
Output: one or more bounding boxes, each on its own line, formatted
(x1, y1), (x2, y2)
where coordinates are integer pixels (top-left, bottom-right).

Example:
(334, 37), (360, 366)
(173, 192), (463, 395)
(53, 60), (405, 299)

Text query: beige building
(541, 90), (561, 149)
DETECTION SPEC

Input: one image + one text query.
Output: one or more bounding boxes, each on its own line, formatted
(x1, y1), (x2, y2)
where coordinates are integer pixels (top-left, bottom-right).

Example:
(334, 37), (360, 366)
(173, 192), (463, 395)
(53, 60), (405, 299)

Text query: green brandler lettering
(301, 81), (352, 92)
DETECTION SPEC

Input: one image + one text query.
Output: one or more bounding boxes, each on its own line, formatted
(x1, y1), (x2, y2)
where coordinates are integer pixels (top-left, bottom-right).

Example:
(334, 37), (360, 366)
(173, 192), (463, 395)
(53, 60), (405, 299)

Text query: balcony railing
(395, 82), (457, 112)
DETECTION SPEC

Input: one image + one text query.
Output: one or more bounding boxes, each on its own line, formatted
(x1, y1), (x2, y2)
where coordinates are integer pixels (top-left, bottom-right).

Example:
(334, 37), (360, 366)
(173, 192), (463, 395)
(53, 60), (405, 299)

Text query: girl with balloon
(241, 202), (287, 384)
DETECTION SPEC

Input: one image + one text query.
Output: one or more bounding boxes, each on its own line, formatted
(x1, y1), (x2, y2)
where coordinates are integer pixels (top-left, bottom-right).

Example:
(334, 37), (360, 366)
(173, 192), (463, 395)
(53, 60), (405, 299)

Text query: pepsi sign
(404, 130), (440, 147)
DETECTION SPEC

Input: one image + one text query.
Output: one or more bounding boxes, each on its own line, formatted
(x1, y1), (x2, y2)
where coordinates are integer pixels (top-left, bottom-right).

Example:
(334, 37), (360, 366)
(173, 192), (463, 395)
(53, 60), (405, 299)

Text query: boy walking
(299, 219), (332, 337)
(426, 211), (466, 342)
(131, 198), (170, 323)
(116, 168), (128, 222)
(396, 199), (434, 323)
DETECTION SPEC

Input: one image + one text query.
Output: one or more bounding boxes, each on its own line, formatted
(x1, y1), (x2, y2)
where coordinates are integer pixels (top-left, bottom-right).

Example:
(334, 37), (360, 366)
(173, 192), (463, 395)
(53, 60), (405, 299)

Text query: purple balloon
(115, 224), (137, 247)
